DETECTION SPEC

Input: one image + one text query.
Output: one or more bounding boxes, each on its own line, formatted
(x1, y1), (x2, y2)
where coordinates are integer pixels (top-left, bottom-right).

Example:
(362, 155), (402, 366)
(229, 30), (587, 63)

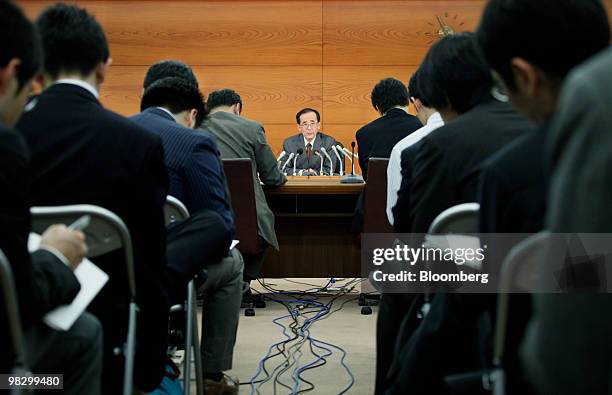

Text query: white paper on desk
(230, 240), (240, 250)
(28, 233), (109, 331)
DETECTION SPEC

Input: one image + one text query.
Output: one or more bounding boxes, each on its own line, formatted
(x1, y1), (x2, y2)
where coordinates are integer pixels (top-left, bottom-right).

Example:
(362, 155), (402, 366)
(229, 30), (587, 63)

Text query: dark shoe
(204, 375), (239, 395)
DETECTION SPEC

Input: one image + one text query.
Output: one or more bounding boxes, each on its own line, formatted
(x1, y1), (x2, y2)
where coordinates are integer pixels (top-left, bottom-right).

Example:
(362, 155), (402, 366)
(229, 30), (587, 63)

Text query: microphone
(350, 141), (357, 175)
(341, 146), (358, 158)
(331, 145), (344, 176)
(339, 142), (364, 184)
(276, 150), (287, 168)
(314, 150), (323, 176)
(281, 152), (295, 173)
(320, 147), (333, 176)
(293, 148), (303, 176)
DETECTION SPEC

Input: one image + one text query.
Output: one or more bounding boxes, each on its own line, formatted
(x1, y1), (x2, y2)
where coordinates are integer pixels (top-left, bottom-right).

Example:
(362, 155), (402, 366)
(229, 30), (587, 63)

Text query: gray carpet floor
(225, 278), (378, 395)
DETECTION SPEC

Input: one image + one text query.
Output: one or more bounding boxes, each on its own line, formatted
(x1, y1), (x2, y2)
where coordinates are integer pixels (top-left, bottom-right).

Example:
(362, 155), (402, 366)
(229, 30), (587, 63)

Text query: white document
(28, 233), (109, 331)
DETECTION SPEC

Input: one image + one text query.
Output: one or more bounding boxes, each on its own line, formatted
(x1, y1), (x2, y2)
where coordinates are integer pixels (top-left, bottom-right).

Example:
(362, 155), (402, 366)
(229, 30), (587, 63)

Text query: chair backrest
(363, 158), (393, 233)
(0, 248), (27, 375)
(30, 205), (136, 298)
(222, 158), (261, 255)
(493, 231), (551, 366)
(164, 196), (190, 225)
(428, 202), (480, 234)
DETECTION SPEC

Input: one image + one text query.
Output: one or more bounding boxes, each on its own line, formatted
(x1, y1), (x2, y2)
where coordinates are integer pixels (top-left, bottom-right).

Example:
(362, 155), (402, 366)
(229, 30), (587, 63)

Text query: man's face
(0, 62), (33, 127)
(298, 111), (320, 141)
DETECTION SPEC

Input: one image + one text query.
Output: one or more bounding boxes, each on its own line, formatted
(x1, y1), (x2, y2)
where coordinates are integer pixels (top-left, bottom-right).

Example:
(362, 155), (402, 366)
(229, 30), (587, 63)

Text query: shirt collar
(426, 112), (443, 125)
(54, 79), (99, 99)
(155, 107), (176, 121)
(304, 134), (317, 147)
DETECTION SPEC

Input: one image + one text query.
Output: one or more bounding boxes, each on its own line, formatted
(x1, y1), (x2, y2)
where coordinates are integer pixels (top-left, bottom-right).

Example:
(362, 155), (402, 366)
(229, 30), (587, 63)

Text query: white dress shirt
(54, 78), (99, 99)
(386, 112), (444, 225)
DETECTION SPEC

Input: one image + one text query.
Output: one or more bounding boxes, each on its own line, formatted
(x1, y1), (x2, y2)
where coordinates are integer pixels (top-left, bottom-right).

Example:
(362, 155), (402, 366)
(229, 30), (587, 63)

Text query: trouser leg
(199, 249), (244, 372)
(25, 312), (103, 395)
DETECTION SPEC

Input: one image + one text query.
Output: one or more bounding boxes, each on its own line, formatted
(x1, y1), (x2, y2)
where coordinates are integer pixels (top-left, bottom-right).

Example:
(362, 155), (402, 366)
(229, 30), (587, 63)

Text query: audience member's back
(16, 4), (170, 393)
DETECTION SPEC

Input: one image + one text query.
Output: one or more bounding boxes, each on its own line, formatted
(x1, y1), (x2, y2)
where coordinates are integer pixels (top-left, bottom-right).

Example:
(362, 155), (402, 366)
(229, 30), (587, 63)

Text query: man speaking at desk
(280, 108), (343, 175)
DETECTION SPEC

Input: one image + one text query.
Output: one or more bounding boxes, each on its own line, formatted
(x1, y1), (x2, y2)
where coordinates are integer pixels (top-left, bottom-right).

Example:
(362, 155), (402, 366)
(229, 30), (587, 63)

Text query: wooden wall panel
(323, 1), (485, 65)
(20, 1), (323, 66)
(102, 65), (322, 123)
(322, 65), (416, 125)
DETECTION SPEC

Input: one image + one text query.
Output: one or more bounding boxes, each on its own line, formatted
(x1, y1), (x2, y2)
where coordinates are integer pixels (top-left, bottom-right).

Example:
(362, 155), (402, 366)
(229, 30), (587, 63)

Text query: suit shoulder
(283, 133), (302, 144)
(101, 109), (164, 154)
(0, 126), (29, 161)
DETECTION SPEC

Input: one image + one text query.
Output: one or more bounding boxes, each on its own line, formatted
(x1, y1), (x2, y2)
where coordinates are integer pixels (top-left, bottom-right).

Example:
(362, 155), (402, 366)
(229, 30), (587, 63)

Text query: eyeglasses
(299, 123), (318, 130)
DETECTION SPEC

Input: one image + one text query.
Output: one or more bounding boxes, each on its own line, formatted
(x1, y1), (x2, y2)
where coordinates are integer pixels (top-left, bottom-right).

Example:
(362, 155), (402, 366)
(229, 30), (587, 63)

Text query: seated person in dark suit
(16, 4), (170, 393)
(381, 34), (531, 395)
(0, 3), (102, 393)
(476, 0), (610, 393)
(280, 108), (342, 175)
(356, 77), (421, 180)
(352, 77), (422, 233)
(202, 88), (287, 283)
(539, 47), (612, 395)
(131, 76), (241, 394)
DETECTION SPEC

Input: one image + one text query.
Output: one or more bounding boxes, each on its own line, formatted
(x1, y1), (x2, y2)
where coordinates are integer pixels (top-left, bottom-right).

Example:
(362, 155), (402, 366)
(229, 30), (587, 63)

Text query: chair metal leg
(123, 301), (138, 395)
(184, 282), (194, 395)
(190, 282), (204, 395)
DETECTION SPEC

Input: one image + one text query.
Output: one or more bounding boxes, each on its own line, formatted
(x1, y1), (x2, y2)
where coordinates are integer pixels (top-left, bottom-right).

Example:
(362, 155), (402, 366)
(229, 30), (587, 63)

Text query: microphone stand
(340, 142), (364, 184)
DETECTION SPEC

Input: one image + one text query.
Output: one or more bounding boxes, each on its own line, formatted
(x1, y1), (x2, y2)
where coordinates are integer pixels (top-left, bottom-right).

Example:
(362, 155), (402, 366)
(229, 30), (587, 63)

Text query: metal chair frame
(30, 204), (137, 395)
(0, 249), (29, 395)
(164, 196), (204, 395)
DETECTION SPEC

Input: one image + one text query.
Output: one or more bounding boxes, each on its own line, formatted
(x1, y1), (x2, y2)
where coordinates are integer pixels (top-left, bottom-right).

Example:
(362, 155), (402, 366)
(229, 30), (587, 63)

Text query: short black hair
(143, 60), (198, 89)
(407, 68), (431, 108)
(477, 0), (610, 90)
(371, 77), (409, 114)
(295, 108), (320, 124)
(36, 3), (109, 79)
(141, 77), (206, 128)
(0, 1), (41, 90)
(420, 33), (493, 114)
(206, 89), (242, 111)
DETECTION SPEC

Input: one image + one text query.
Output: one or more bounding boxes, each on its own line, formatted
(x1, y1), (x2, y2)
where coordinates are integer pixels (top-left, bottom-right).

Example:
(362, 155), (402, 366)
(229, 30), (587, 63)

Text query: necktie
(306, 143), (312, 160)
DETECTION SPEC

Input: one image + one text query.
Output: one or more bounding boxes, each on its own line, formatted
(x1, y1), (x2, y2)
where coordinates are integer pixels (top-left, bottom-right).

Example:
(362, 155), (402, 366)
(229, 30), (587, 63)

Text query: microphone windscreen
(297, 148), (304, 154)
(351, 141), (356, 148)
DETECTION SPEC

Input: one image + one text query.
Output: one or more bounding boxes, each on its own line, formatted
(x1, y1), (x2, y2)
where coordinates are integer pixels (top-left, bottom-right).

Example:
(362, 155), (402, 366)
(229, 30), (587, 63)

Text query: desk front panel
(262, 177), (363, 278)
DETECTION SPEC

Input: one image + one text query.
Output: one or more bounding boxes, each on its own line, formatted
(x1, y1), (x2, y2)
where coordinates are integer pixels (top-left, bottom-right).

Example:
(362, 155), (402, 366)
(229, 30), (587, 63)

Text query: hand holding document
(28, 232), (108, 331)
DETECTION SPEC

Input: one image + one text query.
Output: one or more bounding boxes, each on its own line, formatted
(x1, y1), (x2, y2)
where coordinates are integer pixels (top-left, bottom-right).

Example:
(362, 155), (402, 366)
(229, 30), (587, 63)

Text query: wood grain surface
(18, 0), (612, 178)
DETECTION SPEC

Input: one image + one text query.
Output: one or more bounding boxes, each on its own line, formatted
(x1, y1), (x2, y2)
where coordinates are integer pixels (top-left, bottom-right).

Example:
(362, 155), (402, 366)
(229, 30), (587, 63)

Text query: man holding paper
(0, 2), (102, 393)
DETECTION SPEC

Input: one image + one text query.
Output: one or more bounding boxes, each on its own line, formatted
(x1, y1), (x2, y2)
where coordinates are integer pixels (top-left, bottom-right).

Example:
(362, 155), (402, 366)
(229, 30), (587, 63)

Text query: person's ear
(187, 109), (198, 128)
(511, 57), (540, 98)
(411, 97), (423, 113)
(0, 58), (20, 96)
(95, 57), (113, 86)
(232, 103), (241, 115)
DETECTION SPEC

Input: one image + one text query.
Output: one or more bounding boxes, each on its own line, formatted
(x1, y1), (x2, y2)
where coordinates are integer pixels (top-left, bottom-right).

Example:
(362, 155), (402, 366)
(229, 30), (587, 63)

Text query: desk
(262, 176), (364, 278)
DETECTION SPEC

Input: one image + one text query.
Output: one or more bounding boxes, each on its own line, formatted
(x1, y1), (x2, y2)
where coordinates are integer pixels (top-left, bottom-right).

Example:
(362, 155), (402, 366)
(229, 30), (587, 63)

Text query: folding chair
(30, 205), (137, 395)
(421, 203), (480, 316)
(164, 196), (204, 395)
(0, 248), (29, 395)
(490, 231), (551, 395)
(428, 202), (480, 234)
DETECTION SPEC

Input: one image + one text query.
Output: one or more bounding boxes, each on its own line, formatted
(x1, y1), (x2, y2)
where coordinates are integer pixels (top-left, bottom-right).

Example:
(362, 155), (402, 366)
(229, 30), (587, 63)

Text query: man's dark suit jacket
(393, 99), (531, 234)
(280, 132), (342, 175)
(130, 107), (235, 236)
(17, 83), (169, 393)
(355, 108), (421, 180)
(476, 123), (547, 395)
(386, 99), (532, 395)
(0, 124), (80, 373)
